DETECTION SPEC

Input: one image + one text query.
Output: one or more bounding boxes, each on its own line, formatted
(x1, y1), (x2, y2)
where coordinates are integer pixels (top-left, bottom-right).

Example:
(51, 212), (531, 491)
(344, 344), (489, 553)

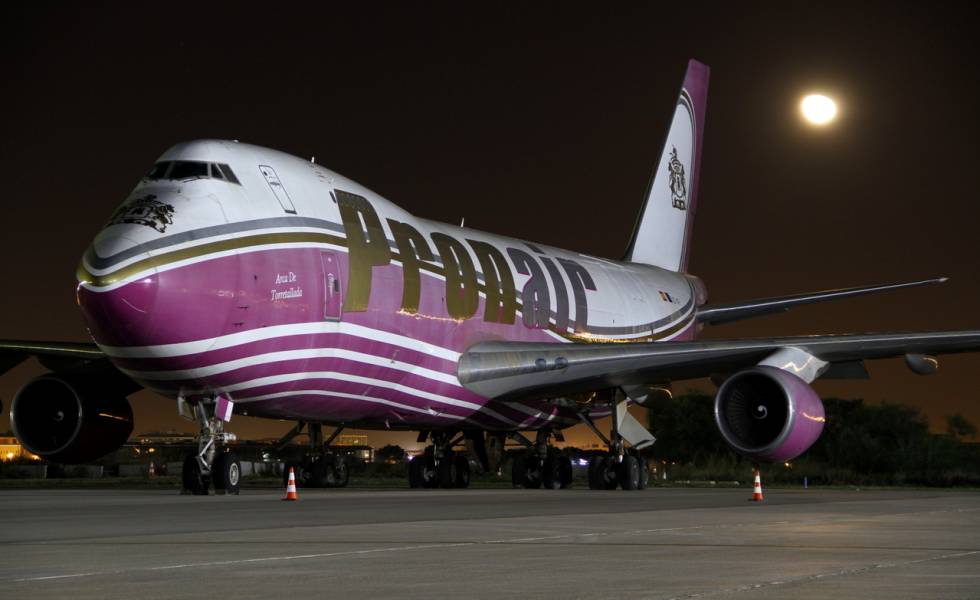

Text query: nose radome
(92, 231), (142, 261)
(77, 239), (162, 348)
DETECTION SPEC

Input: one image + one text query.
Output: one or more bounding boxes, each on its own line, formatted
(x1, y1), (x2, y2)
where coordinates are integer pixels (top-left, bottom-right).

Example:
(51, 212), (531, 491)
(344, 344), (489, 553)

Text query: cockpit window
(218, 163), (240, 184)
(145, 161), (172, 180)
(168, 161), (209, 180)
(142, 161), (241, 185)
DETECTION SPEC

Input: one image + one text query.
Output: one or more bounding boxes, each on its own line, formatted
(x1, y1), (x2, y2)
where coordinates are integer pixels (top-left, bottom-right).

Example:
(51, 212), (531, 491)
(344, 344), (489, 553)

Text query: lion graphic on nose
(107, 194), (176, 233)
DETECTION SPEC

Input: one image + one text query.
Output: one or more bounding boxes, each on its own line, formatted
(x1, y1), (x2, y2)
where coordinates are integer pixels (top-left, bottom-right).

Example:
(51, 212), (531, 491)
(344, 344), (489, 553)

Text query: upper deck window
(143, 161), (241, 185)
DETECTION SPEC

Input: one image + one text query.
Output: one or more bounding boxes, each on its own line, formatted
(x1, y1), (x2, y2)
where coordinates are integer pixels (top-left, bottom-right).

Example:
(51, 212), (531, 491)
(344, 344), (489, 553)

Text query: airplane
(3, 59), (979, 495)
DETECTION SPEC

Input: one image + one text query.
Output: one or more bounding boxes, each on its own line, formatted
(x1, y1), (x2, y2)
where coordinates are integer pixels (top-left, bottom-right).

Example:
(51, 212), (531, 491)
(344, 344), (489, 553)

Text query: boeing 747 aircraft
(3, 60), (979, 494)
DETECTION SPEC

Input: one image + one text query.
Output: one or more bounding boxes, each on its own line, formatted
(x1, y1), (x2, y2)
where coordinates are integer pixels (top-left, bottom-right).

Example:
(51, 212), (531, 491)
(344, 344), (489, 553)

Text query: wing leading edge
(696, 278), (947, 325)
(0, 340), (105, 375)
(457, 330), (980, 401)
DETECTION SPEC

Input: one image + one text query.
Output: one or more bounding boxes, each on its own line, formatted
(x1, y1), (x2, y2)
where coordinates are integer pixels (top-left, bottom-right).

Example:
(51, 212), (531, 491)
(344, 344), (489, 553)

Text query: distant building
(336, 434), (369, 447)
(0, 437), (39, 462)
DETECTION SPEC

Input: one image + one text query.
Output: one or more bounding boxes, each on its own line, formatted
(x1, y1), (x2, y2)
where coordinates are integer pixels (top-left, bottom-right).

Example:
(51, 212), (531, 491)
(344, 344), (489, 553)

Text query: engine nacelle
(714, 366), (825, 463)
(10, 374), (134, 464)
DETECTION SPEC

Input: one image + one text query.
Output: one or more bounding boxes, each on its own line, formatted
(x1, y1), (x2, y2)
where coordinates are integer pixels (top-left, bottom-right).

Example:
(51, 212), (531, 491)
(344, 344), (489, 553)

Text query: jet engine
(10, 374), (134, 464)
(714, 366), (825, 463)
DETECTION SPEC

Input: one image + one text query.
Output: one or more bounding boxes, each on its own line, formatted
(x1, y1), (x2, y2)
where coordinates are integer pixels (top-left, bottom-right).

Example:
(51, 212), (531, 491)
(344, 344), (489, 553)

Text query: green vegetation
(646, 392), (980, 486)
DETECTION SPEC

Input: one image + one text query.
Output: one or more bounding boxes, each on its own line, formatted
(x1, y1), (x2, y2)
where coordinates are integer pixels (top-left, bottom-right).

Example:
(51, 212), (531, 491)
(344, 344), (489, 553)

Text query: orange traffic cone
(282, 466), (299, 501)
(148, 461), (156, 479)
(750, 468), (764, 502)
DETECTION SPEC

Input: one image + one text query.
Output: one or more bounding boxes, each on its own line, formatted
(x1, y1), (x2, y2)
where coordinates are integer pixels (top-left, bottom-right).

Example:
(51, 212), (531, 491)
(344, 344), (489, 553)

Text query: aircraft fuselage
(77, 140), (703, 431)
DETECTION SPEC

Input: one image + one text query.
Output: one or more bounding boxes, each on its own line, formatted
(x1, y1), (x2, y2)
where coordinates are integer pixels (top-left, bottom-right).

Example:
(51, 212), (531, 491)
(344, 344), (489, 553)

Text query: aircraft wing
(458, 330), (980, 401)
(696, 278), (947, 325)
(0, 340), (106, 375)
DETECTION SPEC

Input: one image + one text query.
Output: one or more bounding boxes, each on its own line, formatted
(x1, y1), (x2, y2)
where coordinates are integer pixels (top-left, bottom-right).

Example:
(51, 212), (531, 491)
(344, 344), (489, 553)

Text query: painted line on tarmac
(9, 506), (980, 584)
(666, 550), (980, 599)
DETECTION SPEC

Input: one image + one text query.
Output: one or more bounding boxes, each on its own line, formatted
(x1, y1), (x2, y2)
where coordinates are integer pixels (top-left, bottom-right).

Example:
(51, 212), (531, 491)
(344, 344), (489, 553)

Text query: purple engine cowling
(714, 366), (826, 463)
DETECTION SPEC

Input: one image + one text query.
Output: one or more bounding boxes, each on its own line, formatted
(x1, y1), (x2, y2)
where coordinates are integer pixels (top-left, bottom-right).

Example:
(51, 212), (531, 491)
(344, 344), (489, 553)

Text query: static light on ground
(801, 94), (837, 125)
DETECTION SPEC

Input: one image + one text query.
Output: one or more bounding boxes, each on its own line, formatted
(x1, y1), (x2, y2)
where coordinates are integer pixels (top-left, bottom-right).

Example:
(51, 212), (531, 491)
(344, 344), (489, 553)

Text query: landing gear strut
(511, 430), (573, 490)
(409, 432), (471, 489)
(280, 422), (349, 489)
(180, 398), (240, 495)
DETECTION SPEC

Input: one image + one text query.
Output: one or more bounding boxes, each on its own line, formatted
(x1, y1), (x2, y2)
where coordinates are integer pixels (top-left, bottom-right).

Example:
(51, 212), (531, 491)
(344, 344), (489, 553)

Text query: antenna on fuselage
(460, 217), (465, 227)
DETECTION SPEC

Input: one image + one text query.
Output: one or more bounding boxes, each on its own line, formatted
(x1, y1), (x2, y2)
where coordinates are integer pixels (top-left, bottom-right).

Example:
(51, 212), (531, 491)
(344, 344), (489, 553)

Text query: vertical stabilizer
(624, 60), (709, 272)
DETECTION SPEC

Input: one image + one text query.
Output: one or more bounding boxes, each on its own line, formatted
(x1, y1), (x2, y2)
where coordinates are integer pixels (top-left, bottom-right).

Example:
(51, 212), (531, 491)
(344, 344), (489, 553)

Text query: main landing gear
(409, 431), (476, 489)
(279, 422), (350, 489)
(180, 399), (241, 495)
(510, 430), (573, 489)
(578, 398), (654, 491)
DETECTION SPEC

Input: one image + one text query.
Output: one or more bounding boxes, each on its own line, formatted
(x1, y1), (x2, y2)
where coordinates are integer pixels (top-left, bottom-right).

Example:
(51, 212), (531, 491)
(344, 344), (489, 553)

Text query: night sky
(2, 3), (978, 448)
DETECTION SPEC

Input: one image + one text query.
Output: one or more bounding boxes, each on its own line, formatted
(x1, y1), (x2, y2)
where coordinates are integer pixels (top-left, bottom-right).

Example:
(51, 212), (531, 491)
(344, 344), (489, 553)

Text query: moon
(801, 94), (838, 125)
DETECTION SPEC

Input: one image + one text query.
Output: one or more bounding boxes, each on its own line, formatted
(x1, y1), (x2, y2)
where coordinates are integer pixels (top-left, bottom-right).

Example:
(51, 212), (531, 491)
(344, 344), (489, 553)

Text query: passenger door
(258, 165), (297, 214)
(321, 251), (342, 321)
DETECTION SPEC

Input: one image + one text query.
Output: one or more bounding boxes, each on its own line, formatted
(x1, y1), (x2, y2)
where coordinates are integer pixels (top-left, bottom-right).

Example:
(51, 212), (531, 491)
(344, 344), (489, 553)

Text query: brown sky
(1, 3), (978, 449)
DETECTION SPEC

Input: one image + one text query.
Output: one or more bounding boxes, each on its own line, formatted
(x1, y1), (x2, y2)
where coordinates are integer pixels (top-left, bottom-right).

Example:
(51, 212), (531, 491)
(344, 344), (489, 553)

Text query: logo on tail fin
(668, 147), (688, 211)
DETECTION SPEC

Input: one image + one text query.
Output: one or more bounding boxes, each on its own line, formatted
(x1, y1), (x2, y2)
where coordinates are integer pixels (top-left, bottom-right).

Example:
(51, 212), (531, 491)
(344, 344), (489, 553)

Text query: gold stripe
(554, 312), (695, 344)
(77, 230), (694, 344)
(77, 231), (348, 288)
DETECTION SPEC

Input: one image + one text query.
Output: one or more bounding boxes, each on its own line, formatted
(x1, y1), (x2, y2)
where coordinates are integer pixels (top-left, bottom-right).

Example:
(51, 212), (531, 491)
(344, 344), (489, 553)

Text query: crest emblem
(107, 194), (175, 233)
(667, 146), (687, 211)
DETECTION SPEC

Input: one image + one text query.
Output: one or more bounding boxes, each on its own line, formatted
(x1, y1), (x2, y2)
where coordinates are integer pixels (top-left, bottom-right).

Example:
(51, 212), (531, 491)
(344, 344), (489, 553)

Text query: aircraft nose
(77, 237), (162, 348)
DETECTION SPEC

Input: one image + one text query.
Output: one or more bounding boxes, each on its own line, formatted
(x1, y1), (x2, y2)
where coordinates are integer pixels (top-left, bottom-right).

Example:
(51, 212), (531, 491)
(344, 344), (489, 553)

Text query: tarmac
(1, 486), (978, 599)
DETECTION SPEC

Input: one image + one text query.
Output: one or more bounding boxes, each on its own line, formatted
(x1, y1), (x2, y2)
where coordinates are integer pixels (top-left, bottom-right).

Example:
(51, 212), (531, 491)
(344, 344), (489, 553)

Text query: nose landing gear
(179, 398), (240, 495)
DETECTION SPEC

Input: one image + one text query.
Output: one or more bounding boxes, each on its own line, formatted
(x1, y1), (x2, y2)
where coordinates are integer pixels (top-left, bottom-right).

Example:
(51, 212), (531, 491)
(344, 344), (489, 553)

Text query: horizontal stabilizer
(696, 278), (947, 325)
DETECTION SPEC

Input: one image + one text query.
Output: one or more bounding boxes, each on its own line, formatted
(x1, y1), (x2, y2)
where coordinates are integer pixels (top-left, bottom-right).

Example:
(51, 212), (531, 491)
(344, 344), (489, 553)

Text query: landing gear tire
(453, 454), (471, 488)
(409, 456), (425, 488)
(306, 457), (329, 488)
(558, 455), (573, 489)
(512, 455), (543, 489)
(543, 453), (572, 490)
(619, 455), (641, 491)
(512, 455), (527, 488)
(422, 452), (440, 488)
(324, 455), (348, 488)
(182, 453), (209, 495)
(438, 457), (457, 489)
(213, 452), (241, 495)
(599, 456), (619, 490)
(587, 455), (605, 490)
(637, 456), (649, 490)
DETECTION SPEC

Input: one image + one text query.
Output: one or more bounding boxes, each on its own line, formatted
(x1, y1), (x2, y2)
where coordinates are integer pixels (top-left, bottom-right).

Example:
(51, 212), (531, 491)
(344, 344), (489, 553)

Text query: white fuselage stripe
(99, 321), (462, 362)
(119, 347), (461, 386)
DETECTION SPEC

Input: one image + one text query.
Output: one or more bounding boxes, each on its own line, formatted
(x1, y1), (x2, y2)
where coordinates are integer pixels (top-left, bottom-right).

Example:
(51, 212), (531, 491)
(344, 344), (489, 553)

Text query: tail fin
(624, 59), (709, 272)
